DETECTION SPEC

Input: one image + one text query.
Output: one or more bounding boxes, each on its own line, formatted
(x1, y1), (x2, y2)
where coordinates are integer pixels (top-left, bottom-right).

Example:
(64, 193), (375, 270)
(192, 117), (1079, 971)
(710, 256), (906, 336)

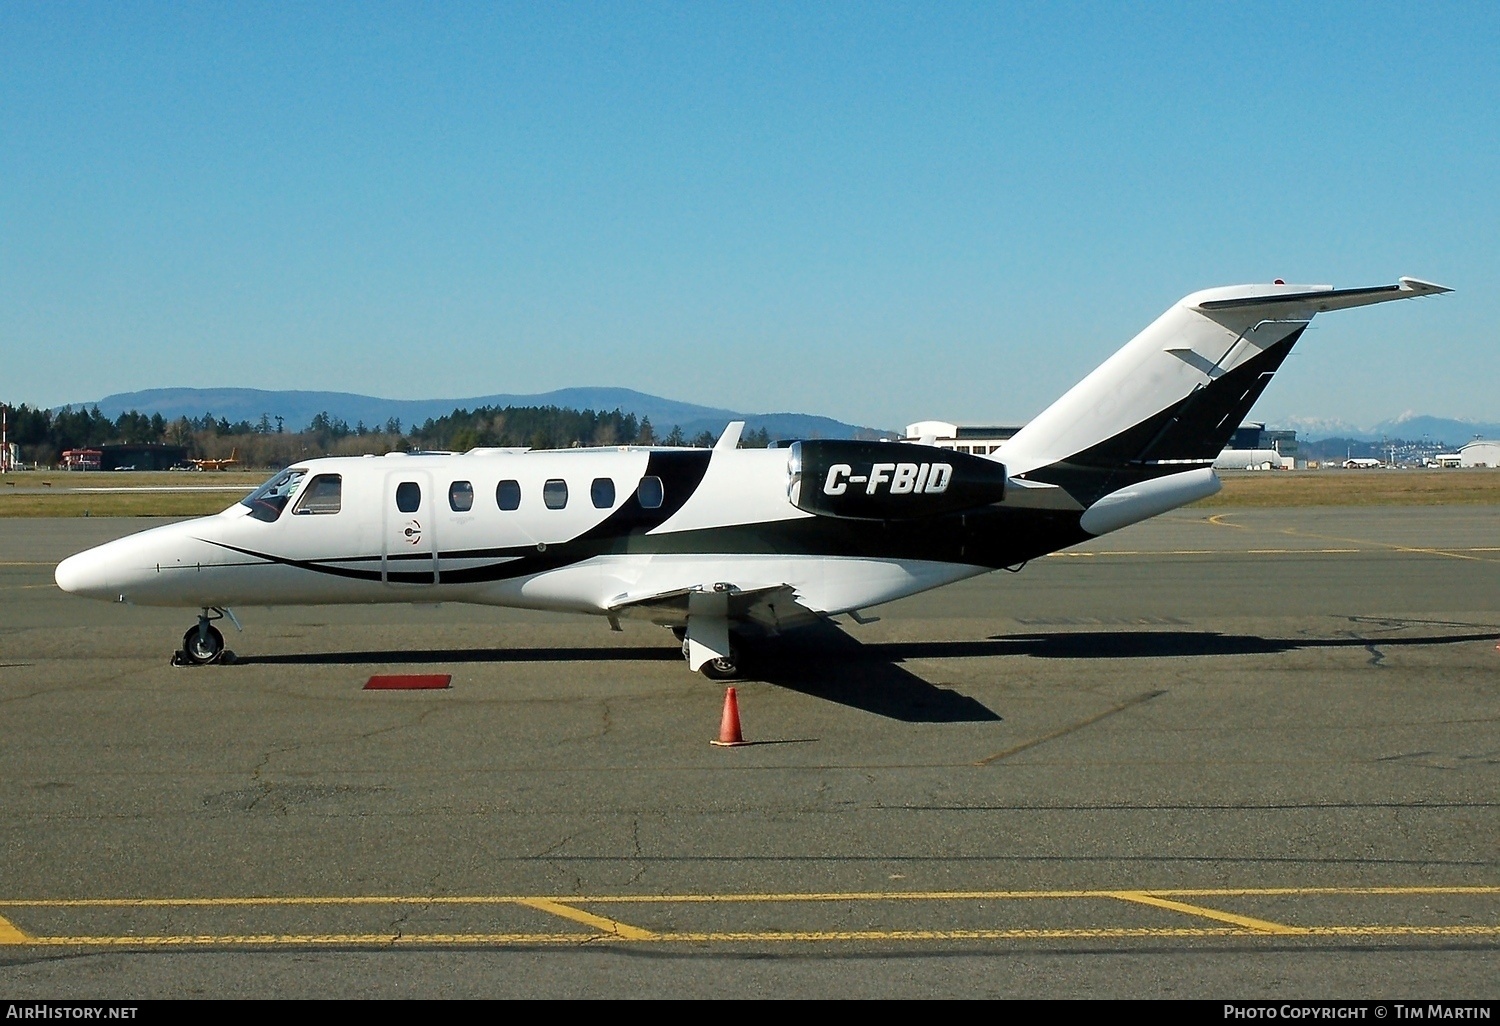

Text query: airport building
(61, 448), (102, 471)
(902, 421), (1022, 455)
(61, 444), (188, 471)
(1434, 439), (1500, 468)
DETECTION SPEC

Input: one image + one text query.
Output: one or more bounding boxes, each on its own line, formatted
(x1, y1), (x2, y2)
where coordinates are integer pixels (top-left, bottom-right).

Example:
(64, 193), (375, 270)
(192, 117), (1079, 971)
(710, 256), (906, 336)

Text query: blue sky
(2, 2), (1495, 432)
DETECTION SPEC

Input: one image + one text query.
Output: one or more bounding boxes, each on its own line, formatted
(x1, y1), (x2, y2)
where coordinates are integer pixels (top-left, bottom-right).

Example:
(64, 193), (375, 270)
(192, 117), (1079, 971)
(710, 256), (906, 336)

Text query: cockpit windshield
(241, 468), (308, 523)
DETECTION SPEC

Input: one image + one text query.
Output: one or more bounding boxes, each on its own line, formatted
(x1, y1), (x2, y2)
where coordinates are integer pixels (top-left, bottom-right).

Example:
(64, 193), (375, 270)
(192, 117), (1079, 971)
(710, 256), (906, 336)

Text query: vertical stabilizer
(996, 277), (1450, 506)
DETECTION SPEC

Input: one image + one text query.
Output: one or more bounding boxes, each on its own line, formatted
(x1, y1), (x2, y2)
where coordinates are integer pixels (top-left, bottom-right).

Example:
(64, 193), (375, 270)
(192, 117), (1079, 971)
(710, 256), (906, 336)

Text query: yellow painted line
(4, 886), (1498, 948)
(1047, 550), (1215, 557)
(1281, 527), (1500, 564)
(1111, 890), (1303, 935)
(1048, 544), (1496, 559)
(515, 898), (657, 940)
(0, 562), (52, 566)
(18, 932), (589, 947)
(0, 912), (31, 943)
(1047, 548), (1367, 558)
(1298, 926), (1500, 937)
(4, 884), (1497, 907)
(1144, 885), (1500, 898)
(1207, 513), (1243, 529)
(7, 929), (1240, 946)
(8, 925), (1500, 948)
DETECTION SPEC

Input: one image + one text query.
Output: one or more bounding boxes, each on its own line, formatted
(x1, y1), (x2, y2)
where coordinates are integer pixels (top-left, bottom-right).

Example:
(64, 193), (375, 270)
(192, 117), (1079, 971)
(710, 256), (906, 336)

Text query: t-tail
(995, 277), (1451, 534)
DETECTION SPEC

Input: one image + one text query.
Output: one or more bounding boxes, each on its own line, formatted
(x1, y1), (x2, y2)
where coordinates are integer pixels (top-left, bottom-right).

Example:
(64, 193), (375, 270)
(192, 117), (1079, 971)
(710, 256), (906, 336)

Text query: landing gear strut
(172, 608), (237, 666)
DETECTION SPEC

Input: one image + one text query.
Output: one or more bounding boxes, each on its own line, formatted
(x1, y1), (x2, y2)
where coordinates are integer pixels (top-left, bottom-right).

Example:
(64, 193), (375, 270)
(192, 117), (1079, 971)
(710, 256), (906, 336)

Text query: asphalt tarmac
(0, 507), (1496, 998)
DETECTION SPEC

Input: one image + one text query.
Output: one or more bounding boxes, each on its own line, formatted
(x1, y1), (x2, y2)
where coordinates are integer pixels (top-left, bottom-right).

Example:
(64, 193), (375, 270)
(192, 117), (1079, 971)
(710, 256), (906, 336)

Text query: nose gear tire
(181, 624), (226, 665)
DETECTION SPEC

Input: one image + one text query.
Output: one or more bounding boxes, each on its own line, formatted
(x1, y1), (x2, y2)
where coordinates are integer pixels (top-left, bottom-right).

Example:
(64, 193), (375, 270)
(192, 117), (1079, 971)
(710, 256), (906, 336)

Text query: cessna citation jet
(55, 277), (1449, 678)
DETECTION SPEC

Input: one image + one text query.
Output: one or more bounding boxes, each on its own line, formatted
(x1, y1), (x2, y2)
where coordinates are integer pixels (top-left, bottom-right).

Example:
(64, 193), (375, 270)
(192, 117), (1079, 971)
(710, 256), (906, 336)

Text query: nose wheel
(172, 608), (237, 666)
(180, 623), (225, 664)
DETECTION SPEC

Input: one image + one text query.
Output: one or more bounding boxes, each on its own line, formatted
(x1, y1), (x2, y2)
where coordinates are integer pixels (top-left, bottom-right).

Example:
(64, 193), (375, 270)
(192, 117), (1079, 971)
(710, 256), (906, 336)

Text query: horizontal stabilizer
(999, 275), (1453, 484)
(1195, 276), (1451, 313)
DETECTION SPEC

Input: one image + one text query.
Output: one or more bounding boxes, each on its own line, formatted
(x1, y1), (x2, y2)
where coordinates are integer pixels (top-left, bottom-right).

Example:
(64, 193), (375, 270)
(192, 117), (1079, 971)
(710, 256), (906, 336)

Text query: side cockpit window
(292, 474), (342, 515)
(241, 469), (308, 523)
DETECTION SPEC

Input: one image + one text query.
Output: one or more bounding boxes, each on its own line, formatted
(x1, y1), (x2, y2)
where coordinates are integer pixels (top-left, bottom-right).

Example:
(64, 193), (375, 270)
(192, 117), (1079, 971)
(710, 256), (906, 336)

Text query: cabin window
(636, 475), (663, 509)
(292, 474), (342, 515)
(495, 479), (521, 511)
(543, 479), (568, 509)
(448, 480), (474, 512)
(241, 468), (307, 523)
(590, 477), (616, 509)
(395, 481), (421, 513)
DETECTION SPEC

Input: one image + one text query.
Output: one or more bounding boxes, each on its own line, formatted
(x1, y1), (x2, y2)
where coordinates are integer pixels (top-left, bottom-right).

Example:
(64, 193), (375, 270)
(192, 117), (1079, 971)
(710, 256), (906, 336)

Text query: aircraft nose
(55, 550), (113, 599)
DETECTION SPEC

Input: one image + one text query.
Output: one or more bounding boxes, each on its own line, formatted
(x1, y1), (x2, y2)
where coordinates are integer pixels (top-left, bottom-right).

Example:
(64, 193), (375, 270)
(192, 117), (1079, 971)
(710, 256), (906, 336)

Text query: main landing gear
(172, 607), (239, 666)
(696, 648), (742, 681)
(674, 623), (743, 680)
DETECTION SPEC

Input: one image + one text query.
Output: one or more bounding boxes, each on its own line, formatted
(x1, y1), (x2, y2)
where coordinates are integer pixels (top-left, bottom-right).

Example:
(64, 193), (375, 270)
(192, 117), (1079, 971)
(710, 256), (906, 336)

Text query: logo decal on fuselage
(823, 462), (953, 497)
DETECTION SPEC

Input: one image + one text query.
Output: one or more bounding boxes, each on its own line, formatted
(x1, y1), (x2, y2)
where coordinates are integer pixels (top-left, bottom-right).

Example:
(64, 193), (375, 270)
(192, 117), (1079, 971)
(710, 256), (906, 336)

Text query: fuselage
(53, 444), (1093, 627)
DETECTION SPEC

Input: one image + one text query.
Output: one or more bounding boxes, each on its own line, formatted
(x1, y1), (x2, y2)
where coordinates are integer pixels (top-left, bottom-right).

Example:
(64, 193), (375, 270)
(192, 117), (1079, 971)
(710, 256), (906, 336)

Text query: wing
(606, 583), (817, 636)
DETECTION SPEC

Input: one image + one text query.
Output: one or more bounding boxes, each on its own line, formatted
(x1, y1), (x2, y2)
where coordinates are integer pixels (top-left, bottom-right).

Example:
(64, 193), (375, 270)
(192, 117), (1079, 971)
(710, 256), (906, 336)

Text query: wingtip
(1398, 276), (1454, 295)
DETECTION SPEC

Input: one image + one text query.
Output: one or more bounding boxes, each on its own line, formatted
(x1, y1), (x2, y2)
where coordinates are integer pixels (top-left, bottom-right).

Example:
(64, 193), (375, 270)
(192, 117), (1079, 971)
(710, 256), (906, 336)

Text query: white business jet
(55, 277), (1449, 677)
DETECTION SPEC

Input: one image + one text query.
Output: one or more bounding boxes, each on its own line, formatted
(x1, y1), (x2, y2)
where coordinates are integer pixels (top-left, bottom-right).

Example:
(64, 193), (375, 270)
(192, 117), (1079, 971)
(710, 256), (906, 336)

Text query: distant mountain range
(66, 387), (895, 442)
(57, 387), (1499, 447)
(1274, 413), (1500, 446)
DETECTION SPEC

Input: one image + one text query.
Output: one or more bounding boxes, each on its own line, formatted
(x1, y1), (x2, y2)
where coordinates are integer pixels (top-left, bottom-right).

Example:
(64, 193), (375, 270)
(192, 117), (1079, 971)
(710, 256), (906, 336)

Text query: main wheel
(181, 624), (225, 665)
(699, 649), (741, 681)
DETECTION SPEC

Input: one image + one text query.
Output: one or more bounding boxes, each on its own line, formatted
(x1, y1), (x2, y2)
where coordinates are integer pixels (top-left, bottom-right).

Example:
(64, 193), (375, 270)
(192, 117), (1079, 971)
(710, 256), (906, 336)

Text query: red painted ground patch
(364, 674), (452, 690)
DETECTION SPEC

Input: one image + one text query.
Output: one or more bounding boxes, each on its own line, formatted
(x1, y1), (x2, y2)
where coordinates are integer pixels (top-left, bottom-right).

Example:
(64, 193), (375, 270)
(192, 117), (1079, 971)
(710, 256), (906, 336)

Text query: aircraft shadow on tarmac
(873, 628), (1500, 661)
(233, 625), (1499, 725)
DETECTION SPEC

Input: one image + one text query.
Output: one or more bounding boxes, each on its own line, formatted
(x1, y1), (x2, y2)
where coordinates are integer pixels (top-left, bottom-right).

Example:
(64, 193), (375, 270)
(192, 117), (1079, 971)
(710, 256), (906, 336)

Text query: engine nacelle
(787, 440), (1007, 520)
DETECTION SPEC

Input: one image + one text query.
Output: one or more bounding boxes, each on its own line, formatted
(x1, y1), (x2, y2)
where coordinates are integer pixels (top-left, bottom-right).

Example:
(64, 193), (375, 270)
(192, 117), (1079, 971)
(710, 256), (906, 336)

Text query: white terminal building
(903, 421), (1021, 456)
(903, 420), (1296, 469)
(1433, 440), (1500, 468)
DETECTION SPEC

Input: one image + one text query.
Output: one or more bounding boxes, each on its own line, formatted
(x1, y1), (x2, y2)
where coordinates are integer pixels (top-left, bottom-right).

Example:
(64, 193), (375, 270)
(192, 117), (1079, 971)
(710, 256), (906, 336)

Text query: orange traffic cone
(710, 686), (748, 747)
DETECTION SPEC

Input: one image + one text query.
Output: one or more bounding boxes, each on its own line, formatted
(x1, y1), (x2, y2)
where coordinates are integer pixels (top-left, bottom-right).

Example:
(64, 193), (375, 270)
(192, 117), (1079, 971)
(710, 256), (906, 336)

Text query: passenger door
(383, 471), (437, 586)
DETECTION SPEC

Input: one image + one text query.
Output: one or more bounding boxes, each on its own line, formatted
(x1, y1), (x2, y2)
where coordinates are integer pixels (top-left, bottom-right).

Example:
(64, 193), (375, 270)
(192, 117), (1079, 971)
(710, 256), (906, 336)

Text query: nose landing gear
(171, 608), (239, 666)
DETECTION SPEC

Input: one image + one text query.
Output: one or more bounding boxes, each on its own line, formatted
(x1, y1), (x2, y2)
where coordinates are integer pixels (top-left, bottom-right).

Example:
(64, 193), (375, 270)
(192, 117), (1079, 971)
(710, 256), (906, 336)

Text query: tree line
(1, 401), (773, 468)
(408, 405), (771, 452)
